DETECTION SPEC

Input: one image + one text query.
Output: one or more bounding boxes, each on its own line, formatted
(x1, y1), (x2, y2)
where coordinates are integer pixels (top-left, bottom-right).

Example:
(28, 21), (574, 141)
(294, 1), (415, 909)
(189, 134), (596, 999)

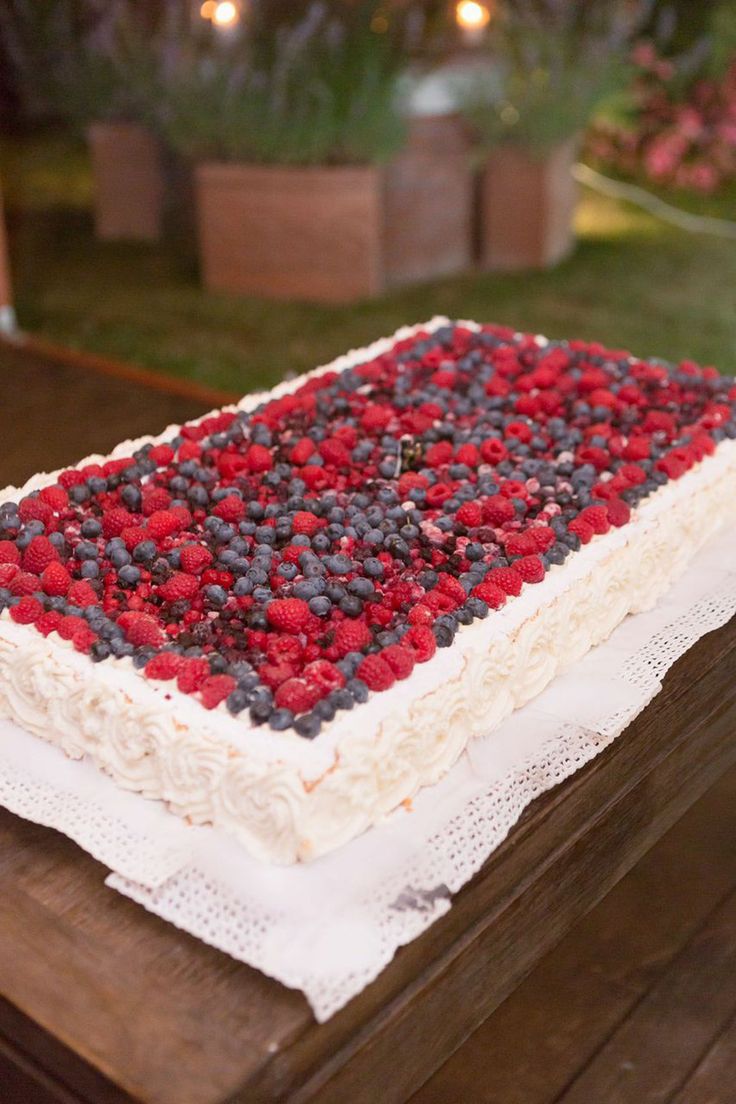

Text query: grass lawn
(3, 130), (736, 395)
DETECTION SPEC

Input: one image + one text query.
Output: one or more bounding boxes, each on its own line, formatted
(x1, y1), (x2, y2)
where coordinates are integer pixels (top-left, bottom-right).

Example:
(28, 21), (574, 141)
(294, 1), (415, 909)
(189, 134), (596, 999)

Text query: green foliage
(159, 4), (407, 166)
(461, 0), (651, 154)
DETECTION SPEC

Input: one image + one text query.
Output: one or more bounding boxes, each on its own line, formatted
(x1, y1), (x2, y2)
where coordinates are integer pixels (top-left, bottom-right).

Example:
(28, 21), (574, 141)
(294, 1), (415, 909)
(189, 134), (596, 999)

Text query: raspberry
(333, 619), (372, 656)
(121, 526), (147, 551)
(485, 567), (523, 596)
(246, 444), (273, 472)
(21, 536), (59, 574)
(568, 517), (594, 544)
(504, 531), (537, 557)
(606, 497), (631, 528)
(482, 495), (515, 525)
(118, 611), (165, 647)
(68, 580), (98, 607)
(579, 505), (610, 535)
(275, 677), (321, 714)
(303, 659), (345, 694)
(0, 563), (18, 587)
(148, 444), (175, 467)
(213, 495), (245, 523)
(528, 526), (556, 552)
(424, 441), (454, 468)
(472, 581), (507, 609)
(199, 674), (237, 710)
(58, 469), (85, 489)
(0, 541), (20, 566)
(407, 603), (434, 625)
(259, 661), (298, 689)
(36, 610), (64, 636)
(147, 510), (183, 542)
(179, 544), (214, 575)
(619, 463), (647, 486)
(403, 624), (437, 662)
(145, 653), (184, 680)
(290, 437), (315, 465)
(18, 498), (53, 528)
(41, 562), (71, 597)
(158, 572), (200, 603)
(141, 487), (172, 516)
(267, 598), (310, 633)
(39, 485), (68, 512)
(292, 511), (322, 536)
(382, 644), (415, 680)
(10, 595), (43, 624)
(102, 508), (134, 540)
(358, 654), (395, 692)
(480, 438), (508, 464)
(514, 555), (545, 584)
(455, 443), (480, 467)
(9, 571), (39, 596)
(72, 626), (96, 654)
(57, 615), (88, 641)
(176, 657), (211, 694)
(436, 574), (467, 606)
(455, 502), (482, 529)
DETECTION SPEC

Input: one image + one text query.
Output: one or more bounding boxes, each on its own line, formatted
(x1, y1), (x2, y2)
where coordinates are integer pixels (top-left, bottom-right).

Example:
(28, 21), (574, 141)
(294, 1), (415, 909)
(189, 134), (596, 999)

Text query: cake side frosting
(1, 436), (735, 861)
(1, 319), (735, 862)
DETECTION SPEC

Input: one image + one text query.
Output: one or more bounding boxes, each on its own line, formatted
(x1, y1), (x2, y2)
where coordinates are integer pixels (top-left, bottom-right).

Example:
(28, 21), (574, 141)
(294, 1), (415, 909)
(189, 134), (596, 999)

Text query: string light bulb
(212, 1), (239, 27)
(455, 0), (492, 37)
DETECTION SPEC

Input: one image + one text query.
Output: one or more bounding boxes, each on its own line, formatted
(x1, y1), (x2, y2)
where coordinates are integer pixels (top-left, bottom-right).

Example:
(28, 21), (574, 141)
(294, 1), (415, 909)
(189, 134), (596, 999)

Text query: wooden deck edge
(0, 331), (239, 408)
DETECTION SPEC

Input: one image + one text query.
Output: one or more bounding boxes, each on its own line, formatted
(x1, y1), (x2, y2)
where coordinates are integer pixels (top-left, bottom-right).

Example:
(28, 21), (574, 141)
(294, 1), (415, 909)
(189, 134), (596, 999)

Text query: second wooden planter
(88, 121), (165, 242)
(480, 137), (579, 271)
(195, 115), (474, 303)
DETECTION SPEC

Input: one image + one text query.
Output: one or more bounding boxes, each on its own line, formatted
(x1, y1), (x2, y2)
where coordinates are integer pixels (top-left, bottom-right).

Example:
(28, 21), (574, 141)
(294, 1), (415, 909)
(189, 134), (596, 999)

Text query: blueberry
(309, 595), (331, 617)
(330, 688), (354, 711)
(314, 698), (337, 722)
(133, 540), (156, 563)
(118, 564), (141, 586)
(75, 541), (98, 561)
(363, 557), (384, 578)
(80, 561), (99, 579)
(294, 713), (321, 739)
(347, 678), (369, 704)
(234, 577), (253, 596)
(121, 485), (141, 510)
(227, 689), (250, 715)
(81, 518), (102, 538)
(340, 595), (363, 618)
(249, 698), (273, 725)
(466, 596), (489, 619)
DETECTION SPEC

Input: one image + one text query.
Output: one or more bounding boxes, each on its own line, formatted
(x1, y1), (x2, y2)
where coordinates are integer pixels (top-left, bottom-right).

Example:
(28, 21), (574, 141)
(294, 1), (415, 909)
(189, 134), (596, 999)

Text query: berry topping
(2, 320), (732, 736)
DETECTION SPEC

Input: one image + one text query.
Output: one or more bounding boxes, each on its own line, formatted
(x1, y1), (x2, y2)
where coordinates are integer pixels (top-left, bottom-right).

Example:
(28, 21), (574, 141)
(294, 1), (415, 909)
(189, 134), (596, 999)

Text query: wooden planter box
(480, 136), (579, 271)
(88, 121), (164, 242)
(195, 115), (474, 303)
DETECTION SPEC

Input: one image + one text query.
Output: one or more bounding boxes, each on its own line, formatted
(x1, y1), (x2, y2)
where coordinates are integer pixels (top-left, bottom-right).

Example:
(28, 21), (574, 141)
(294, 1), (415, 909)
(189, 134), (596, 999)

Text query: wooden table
(2, 611), (735, 1104)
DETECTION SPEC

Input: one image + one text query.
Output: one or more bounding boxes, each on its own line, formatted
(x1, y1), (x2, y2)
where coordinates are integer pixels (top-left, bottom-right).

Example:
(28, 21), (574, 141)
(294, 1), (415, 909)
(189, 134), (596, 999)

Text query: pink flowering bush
(587, 41), (736, 193)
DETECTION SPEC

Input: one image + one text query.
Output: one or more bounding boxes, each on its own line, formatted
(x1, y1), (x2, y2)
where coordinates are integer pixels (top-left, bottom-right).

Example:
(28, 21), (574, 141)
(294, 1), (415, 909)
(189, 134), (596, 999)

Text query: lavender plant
(461, 0), (655, 154)
(158, 2), (410, 166)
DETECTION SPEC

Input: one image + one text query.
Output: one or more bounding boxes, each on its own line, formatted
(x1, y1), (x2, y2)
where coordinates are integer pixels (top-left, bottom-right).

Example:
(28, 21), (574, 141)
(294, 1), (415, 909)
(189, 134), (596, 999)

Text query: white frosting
(2, 319), (735, 863)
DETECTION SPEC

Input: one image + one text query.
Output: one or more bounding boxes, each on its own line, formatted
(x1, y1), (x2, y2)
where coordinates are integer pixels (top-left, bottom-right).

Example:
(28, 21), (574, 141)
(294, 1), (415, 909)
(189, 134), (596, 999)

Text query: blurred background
(0, 0), (735, 396)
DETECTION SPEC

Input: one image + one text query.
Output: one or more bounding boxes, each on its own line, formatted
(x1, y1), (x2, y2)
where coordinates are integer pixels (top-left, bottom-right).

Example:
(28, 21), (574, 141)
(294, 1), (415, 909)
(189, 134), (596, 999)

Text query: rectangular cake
(1, 317), (735, 863)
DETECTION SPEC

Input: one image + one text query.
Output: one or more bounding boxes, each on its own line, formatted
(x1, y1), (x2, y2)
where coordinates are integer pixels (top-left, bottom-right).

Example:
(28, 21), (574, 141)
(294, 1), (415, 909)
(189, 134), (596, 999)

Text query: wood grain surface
(1, 614), (735, 1104)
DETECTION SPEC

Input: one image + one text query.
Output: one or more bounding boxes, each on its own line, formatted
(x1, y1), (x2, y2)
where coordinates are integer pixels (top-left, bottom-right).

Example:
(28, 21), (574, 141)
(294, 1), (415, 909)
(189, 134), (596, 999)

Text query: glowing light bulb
(455, 0), (491, 36)
(212, 1), (239, 28)
(200, 0), (217, 19)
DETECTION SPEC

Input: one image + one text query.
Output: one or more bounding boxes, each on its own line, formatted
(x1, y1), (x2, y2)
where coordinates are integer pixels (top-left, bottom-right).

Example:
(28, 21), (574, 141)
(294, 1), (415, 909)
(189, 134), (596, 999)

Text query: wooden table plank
(556, 886), (736, 1104)
(1, 613), (735, 1103)
(671, 1010), (736, 1104)
(411, 766), (736, 1104)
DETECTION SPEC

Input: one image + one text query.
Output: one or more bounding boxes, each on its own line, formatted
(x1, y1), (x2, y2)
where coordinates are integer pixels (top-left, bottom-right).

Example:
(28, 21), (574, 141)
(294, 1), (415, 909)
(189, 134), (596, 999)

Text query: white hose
(573, 162), (736, 240)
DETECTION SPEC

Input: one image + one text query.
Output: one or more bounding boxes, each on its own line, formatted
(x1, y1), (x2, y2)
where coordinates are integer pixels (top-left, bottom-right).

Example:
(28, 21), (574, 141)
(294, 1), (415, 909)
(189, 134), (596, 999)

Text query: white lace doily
(1, 526), (735, 1022)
